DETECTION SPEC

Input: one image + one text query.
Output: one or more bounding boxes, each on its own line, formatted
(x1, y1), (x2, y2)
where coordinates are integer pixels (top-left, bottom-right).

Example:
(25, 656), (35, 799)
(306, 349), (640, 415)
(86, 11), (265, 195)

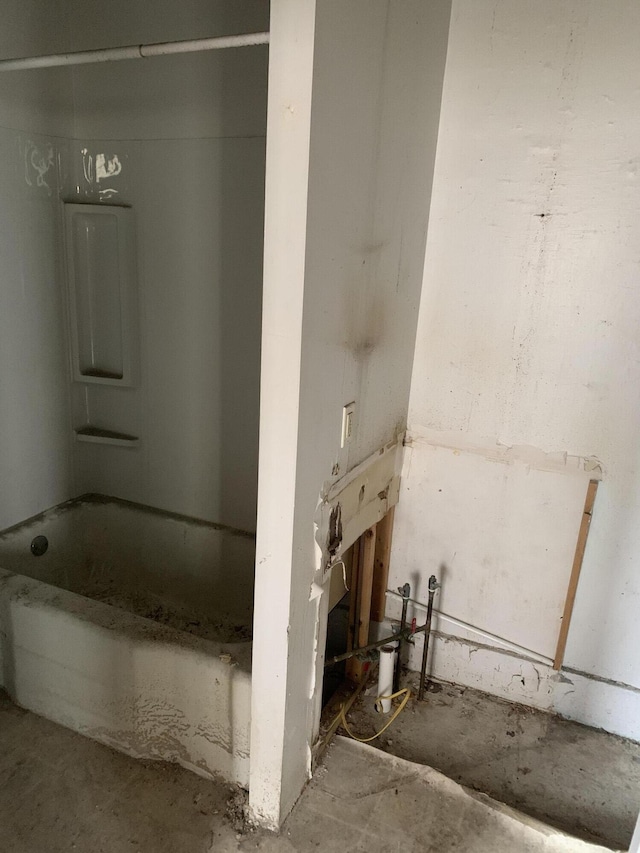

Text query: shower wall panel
(0, 1), (267, 534)
(66, 8), (268, 533)
(70, 136), (265, 531)
(0, 4), (75, 529)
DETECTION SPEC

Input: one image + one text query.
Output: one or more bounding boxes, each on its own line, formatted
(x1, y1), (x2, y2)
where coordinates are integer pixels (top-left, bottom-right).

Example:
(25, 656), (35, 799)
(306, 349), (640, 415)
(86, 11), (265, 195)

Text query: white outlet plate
(341, 402), (355, 448)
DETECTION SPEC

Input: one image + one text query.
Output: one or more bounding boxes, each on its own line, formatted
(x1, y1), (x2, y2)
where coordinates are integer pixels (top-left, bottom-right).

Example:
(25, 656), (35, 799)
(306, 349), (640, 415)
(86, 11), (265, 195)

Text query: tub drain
(31, 535), (48, 556)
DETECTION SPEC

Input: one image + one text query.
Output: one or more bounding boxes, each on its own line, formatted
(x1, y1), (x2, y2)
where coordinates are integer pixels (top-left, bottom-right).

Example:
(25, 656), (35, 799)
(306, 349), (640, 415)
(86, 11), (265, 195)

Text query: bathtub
(0, 494), (254, 786)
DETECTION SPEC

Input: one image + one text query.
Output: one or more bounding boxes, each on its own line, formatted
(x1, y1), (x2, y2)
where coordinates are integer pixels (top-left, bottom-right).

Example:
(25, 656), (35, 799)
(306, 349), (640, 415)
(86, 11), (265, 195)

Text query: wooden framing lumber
(553, 480), (598, 670)
(346, 525), (377, 682)
(371, 507), (395, 622)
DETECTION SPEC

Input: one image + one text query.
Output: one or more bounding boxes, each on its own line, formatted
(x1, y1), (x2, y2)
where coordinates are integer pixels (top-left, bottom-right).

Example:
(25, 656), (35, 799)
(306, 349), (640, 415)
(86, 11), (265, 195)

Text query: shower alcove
(0, 1), (267, 786)
(0, 0), (451, 829)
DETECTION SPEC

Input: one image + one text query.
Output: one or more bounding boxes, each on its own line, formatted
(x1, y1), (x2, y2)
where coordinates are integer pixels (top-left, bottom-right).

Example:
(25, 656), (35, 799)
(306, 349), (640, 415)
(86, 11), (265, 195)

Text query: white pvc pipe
(377, 644), (397, 714)
(0, 32), (269, 72)
(384, 589), (554, 668)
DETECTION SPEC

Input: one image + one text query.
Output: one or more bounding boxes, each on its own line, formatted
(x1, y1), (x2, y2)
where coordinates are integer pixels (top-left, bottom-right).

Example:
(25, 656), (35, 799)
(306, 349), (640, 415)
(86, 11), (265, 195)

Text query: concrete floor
(0, 689), (617, 852)
(343, 673), (640, 850)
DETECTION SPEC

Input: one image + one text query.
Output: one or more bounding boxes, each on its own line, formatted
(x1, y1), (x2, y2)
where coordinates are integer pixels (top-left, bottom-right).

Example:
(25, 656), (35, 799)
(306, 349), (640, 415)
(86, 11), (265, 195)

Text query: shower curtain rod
(0, 31), (269, 72)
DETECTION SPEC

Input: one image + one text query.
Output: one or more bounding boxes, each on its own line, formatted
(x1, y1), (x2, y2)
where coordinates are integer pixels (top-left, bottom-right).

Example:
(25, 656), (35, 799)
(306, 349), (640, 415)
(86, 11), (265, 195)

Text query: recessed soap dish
(64, 203), (137, 387)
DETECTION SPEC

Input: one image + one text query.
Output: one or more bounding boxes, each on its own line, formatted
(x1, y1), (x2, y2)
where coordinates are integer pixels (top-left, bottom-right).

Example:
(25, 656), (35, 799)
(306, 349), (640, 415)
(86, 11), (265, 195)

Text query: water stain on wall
(80, 146), (125, 200)
(22, 138), (56, 196)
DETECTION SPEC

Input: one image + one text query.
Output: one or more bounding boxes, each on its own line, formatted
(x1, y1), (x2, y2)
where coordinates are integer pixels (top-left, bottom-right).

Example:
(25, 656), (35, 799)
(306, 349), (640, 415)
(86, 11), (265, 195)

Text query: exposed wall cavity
(315, 437), (403, 584)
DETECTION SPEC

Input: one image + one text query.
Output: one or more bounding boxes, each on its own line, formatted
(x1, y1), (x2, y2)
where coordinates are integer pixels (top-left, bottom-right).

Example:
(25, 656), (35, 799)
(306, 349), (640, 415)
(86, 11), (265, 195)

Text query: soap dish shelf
(75, 426), (140, 447)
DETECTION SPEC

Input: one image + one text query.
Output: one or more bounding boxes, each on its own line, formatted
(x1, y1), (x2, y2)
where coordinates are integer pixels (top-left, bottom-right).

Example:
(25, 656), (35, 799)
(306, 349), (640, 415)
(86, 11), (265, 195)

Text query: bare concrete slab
(1, 689), (616, 852)
(274, 737), (615, 853)
(344, 674), (640, 849)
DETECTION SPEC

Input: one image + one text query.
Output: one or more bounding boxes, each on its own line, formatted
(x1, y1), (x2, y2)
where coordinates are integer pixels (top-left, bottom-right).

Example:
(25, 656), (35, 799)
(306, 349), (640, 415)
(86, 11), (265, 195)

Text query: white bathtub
(0, 495), (254, 786)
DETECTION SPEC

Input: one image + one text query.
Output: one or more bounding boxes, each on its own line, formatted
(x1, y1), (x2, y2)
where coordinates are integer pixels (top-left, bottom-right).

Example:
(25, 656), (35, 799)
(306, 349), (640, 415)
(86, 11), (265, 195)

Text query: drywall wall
(0, 3), (75, 530)
(393, 0), (640, 737)
(394, 436), (595, 661)
(250, 0), (451, 827)
(249, 0), (316, 828)
(64, 1), (268, 532)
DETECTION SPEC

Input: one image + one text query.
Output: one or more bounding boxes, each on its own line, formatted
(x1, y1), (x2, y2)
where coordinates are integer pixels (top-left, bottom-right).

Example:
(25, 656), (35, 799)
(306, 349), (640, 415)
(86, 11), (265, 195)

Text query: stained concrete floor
(0, 689), (617, 853)
(343, 673), (640, 850)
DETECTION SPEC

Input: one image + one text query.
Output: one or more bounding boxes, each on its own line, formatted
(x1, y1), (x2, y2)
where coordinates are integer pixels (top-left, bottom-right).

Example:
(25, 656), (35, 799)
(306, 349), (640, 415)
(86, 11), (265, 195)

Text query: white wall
(250, 0), (451, 828)
(64, 1), (268, 532)
(0, 1), (73, 137)
(393, 0), (640, 737)
(0, 3), (75, 529)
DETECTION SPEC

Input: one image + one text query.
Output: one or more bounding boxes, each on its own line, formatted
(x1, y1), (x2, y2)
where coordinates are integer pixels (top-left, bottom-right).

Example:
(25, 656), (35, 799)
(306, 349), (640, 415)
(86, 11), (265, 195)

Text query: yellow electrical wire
(338, 688), (411, 743)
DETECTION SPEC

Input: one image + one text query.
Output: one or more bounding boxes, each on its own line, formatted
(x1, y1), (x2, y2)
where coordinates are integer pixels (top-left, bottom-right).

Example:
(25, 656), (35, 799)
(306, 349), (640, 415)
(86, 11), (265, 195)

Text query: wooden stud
(346, 525), (377, 682)
(345, 539), (361, 676)
(553, 480), (599, 670)
(371, 507), (395, 623)
(356, 526), (377, 648)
